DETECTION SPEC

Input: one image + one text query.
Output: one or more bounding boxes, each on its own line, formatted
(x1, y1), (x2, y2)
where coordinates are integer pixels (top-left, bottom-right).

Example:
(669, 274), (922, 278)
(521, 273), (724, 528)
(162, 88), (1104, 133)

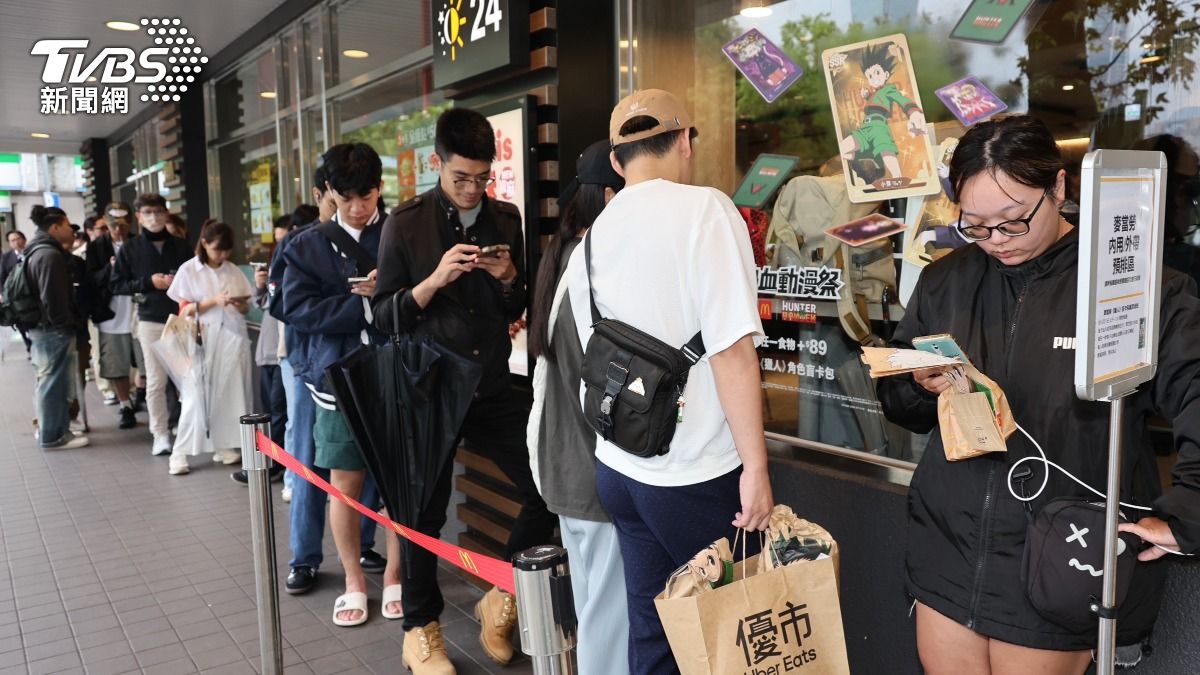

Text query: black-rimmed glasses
(956, 191), (1048, 242)
(451, 176), (495, 189)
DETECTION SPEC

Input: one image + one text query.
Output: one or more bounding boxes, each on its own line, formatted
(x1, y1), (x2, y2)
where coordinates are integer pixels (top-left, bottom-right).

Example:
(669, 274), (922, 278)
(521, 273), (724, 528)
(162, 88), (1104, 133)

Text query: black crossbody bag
(579, 231), (705, 458)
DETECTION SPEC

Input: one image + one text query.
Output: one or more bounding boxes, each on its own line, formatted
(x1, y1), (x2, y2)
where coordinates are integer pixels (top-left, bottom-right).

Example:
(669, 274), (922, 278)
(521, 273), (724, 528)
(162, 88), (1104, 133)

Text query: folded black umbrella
(326, 335), (483, 566)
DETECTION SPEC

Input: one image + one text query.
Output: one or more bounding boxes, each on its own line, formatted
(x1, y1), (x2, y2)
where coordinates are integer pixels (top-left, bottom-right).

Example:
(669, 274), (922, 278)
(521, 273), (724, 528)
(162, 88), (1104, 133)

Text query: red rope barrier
(254, 430), (515, 593)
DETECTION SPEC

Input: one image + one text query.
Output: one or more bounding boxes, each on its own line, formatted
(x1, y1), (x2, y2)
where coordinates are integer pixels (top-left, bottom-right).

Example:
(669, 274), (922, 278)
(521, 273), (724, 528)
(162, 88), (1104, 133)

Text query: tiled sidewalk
(0, 356), (533, 675)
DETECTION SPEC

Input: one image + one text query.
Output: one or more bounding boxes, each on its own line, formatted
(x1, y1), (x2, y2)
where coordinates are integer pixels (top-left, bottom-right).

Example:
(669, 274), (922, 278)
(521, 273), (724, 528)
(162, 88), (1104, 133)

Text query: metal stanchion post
(1095, 396), (1126, 675)
(513, 546), (577, 675)
(240, 413), (283, 675)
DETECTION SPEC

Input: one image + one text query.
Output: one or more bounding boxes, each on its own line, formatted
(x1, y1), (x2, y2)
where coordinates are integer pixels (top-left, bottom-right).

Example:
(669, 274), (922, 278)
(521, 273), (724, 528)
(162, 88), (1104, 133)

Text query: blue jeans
(287, 372), (379, 570)
(30, 327), (76, 447)
(280, 358), (296, 491)
(596, 462), (754, 675)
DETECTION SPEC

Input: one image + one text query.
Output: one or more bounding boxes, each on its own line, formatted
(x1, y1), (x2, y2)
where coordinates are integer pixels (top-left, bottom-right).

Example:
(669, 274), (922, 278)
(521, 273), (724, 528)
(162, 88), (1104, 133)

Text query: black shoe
(360, 549), (387, 574)
(231, 466), (285, 485)
(286, 566), (317, 595)
(118, 406), (137, 429)
(133, 387), (147, 412)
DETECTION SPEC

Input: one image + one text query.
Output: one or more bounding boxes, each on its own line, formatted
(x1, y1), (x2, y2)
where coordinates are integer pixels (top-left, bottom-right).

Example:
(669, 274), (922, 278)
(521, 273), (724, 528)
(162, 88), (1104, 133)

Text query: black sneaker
(286, 566), (317, 595)
(360, 549), (387, 574)
(230, 466), (285, 485)
(118, 406), (137, 429)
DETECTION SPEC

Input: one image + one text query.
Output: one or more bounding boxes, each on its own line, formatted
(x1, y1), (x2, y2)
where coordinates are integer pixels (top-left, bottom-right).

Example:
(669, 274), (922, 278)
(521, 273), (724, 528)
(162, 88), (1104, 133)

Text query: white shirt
(166, 258), (254, 336)
(99, 240), (133, 334)
(566, 178), (763, 487)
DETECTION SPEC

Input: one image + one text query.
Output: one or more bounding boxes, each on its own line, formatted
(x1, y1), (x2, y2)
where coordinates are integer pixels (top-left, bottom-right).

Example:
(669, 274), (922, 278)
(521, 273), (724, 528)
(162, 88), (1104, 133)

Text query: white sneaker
(213, 448), (241, 465)
(152, 435), (172, 456)
(168, 455), (190, 475)
(69, 421), (87, 434)
(281, 486), (292, 503)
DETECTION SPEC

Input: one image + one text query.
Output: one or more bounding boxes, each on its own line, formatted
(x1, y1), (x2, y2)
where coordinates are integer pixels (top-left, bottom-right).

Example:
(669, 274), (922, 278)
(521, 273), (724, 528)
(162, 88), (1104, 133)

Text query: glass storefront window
(212, 47), (279, 137)
(621, 0), (1200, 466)
(332, 0), (431, 85)
(213, 127), (280, 263)
(334, 67), (443, 206)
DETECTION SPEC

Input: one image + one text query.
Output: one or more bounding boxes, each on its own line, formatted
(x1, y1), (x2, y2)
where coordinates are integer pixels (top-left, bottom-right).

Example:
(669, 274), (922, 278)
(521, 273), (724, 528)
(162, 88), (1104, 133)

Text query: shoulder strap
(316, 220), (375, 276)
(583, 229), (706, 364)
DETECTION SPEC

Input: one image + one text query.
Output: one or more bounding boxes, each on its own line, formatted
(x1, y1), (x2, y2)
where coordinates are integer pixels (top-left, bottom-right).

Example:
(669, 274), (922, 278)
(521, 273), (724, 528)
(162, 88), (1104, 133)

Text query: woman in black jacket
(877, 114), (1200, 674)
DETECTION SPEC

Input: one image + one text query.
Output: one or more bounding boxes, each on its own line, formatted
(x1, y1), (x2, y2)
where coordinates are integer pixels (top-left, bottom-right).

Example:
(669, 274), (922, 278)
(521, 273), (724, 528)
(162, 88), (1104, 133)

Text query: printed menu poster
(822, 34), (940, 203)
(485, 105), (529, 377)
(733, 154), (799, 209)
(722, 28), (804, 103)
(950, 0), (1034, 44)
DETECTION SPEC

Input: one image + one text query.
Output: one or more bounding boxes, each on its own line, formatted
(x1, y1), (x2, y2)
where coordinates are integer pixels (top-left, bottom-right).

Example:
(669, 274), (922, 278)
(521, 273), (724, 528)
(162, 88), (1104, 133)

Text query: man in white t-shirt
(565, 89), (774, 674)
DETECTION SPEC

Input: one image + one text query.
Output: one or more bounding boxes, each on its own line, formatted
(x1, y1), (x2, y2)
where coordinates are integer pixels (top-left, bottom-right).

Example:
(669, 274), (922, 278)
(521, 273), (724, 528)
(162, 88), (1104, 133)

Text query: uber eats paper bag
(655, 553), (849, 675)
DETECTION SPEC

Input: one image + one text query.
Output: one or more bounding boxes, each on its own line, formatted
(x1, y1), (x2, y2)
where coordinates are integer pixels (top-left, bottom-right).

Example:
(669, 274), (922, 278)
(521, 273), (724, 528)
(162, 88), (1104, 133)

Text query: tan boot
(402, 622), (455, 674)
(474, 586), (517, 665)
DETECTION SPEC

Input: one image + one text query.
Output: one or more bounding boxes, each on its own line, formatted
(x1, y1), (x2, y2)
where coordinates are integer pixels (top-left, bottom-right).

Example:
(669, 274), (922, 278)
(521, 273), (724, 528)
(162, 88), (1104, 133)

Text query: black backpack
(579, 230), (706, 458)
(0, 242), (51, 330)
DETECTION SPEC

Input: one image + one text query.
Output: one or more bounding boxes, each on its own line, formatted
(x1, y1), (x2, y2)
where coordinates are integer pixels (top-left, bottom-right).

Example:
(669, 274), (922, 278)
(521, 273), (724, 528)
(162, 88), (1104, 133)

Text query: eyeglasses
(451, 176), (495, 189)
(956, 191), (1048, 242)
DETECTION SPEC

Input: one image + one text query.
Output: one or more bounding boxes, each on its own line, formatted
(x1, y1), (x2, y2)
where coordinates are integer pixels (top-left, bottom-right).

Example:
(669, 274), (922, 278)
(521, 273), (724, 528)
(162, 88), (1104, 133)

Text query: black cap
(558, 139), (625, 207)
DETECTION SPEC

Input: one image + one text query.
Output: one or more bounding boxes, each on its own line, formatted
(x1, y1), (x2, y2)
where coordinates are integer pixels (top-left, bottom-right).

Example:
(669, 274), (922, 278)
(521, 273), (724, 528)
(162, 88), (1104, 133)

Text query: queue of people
(6, 99), (1200, 675)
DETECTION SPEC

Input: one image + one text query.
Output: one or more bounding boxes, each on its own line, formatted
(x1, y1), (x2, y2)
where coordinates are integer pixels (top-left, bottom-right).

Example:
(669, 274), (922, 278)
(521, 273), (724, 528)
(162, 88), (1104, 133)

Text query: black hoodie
(878, 227), (1200, 650)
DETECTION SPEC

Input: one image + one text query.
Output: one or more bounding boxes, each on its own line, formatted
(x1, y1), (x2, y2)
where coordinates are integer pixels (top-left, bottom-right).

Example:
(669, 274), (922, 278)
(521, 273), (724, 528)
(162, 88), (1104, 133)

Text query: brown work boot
(402, 622), (455, 674)
(474, 586), (517, 665)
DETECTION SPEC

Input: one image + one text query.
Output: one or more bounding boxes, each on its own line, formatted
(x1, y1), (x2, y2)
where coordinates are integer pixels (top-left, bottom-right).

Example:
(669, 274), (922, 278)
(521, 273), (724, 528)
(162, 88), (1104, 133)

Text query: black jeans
(258, 364), (287, 449)
(401, 392), (557, 630)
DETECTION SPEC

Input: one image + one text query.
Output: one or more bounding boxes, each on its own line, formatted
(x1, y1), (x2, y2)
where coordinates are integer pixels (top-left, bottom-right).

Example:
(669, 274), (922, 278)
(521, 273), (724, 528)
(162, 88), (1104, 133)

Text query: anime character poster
(722, 28), (804, 103)
(822, 34), (940, 204)
(935, 76), (1007, 126)
(903, 122), (972, 267)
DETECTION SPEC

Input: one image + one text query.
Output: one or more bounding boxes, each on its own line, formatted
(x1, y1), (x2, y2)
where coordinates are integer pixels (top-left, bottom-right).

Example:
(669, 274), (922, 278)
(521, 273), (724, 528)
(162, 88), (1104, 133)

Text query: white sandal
(332, 591), (368, 627)
(381, 584), (404, 620)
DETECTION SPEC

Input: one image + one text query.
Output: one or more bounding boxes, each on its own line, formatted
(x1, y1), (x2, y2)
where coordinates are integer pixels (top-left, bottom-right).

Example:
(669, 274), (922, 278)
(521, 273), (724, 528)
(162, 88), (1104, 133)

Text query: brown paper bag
(938, 391), (1007, 461)
(656, 551), (849, 675)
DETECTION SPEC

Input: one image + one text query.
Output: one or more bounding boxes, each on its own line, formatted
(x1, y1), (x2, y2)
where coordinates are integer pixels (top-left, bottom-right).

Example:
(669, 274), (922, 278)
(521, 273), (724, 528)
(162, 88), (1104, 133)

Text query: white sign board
(1075, 150), (1167, 402)
(485, 102), (529, 377)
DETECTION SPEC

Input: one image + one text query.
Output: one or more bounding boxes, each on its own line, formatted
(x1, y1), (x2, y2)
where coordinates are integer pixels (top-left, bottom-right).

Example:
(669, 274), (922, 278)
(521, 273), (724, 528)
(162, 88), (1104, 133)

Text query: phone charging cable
(1006, 423), (1193, 557)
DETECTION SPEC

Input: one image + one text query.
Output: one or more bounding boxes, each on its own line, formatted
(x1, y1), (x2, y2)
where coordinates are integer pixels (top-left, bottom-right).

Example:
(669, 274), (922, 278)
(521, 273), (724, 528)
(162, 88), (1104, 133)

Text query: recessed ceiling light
(87, 76), (98, 82)
(343, 49), (369, 59)
(740, 2), (772, 18)
(1061, 84), (1075, 91)
(260, 91), (277, 99)
(1139, 55), (1164, 64)
(31, 132), (51, 139)
(106, 21), (140, 31)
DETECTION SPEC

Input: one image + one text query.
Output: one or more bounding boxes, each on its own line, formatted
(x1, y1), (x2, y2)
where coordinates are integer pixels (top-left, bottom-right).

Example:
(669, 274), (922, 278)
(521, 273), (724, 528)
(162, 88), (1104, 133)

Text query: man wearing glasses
(373, 107), (555, 674)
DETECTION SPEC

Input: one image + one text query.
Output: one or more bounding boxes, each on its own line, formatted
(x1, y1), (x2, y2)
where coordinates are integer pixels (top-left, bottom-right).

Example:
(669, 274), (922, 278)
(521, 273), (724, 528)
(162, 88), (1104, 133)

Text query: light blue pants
(560, 516), (631, 675)
(280, 357), (296, 490)
(30, 327), (76, 447)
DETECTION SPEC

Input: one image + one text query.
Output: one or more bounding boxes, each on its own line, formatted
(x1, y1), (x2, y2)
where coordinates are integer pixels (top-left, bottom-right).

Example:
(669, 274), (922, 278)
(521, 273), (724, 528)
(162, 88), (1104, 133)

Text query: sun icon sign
(437, 0), (468, 61)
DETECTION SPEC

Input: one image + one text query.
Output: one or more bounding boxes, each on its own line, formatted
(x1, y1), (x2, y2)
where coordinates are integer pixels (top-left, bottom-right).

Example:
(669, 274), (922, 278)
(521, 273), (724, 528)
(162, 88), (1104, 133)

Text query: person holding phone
(876, 115), (1200, 674)
(111, 194), (193, 457)
(164, 221), (253, 475)
(372, 107), (555, 673)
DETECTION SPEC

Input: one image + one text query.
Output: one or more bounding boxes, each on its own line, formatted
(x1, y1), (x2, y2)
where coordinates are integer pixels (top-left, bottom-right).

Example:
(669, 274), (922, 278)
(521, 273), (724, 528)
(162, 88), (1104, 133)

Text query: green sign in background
(949, 0), (1033, 44)
(733, 154), (800, 209)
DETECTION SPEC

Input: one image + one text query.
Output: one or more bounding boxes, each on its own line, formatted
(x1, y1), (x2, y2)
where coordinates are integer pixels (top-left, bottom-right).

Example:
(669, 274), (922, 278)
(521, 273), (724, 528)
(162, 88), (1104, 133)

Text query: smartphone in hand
(347, 276), (371, 284)
(478, 244), (511, 258)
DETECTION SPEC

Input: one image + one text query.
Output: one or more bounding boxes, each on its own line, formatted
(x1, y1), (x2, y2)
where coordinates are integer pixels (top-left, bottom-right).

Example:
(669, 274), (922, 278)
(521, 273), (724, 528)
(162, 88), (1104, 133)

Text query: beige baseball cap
(609, 89), (695, 146)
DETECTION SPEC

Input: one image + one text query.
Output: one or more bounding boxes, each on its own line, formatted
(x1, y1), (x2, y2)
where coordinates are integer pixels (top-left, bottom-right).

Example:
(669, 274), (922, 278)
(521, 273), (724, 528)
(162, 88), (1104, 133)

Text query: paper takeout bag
(656, 535), (849, 674)
(937, 365), (1015, 461)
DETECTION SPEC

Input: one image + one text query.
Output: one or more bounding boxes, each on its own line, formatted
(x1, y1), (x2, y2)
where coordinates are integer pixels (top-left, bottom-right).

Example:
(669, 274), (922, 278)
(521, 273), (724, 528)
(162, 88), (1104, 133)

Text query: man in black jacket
(25, 207), (89, 449)
(112, 194), (192, 456)
(3, 229), (32, 354)
(87, 216), (141, 428)
(373, 107), (555, 673)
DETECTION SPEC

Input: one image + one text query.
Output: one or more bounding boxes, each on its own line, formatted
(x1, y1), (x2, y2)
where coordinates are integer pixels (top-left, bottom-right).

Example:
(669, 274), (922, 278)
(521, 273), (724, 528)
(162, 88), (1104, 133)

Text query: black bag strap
(583, 230), (707, 364)
(316, 220), (376, 277)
